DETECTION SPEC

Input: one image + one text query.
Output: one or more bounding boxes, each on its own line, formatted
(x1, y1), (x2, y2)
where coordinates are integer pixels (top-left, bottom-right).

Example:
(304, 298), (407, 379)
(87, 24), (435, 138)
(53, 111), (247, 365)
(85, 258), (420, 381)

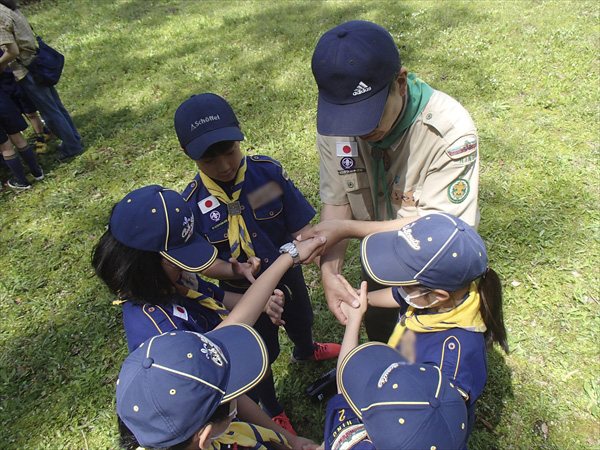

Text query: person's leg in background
(19, 72), (81, 158)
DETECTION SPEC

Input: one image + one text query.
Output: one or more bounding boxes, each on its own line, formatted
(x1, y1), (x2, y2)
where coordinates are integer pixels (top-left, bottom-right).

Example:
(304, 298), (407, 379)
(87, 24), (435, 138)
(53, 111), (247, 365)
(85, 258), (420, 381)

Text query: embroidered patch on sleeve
(336, 141), (358, 157)
(448, 179), (470, 203)
(446, 136), (478, 160)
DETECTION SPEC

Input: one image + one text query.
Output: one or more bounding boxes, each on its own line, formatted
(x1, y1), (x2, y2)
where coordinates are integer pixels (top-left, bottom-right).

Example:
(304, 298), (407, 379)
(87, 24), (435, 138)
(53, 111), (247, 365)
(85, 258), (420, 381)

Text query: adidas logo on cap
(352, 81), (372, 96)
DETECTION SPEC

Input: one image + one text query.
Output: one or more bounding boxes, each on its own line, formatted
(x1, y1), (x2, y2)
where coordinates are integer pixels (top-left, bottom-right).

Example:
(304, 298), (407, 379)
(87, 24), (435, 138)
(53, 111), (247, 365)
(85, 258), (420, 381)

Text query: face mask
(396, 286), (439, 309)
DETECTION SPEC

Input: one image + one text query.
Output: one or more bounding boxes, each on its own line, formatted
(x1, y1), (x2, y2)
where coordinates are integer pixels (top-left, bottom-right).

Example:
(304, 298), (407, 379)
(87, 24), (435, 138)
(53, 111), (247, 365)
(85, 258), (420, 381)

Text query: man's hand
(296, 219), (346, 258)
(264, 289), (285, 326)
(322, 270), (360, 325)
(230, 256), (261, 283)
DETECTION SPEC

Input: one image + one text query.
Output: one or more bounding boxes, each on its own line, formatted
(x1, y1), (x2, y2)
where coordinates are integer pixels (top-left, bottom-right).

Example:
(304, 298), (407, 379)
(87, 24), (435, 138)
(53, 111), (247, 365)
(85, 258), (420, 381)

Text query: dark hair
(200, 140), (236, 160)
(0, 0), (18, 11)
(478, 268), (509, 354)
(91, 229), (176, 304)
(117, 402), (231, 450)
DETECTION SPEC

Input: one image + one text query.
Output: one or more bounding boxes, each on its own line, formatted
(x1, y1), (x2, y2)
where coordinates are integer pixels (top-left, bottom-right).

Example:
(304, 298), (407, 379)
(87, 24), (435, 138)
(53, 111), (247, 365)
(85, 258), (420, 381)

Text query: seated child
(321, 278), (468, 449)
(175, 93), (341, 430)
(117, 327), (318, 450)
(345, 211), (509, 443)
(92, 185), (324, 446)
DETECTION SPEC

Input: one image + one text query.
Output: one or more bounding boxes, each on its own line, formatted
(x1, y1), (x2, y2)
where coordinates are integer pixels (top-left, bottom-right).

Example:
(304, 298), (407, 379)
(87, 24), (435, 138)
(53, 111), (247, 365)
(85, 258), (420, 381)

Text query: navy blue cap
(110, 185), (217, 272)
(312, 20), (400, 136)
(174, 93), (245, 160)
(362, 212), (487, 291)
(339, 342), (468, 449)
(116, 326), (268, 448)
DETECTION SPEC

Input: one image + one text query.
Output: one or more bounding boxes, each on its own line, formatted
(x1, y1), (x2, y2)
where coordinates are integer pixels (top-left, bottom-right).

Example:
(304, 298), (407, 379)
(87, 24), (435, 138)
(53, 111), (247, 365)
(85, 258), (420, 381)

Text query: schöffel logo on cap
(352, 82), (372, 96)
(190, 115), (220, 131)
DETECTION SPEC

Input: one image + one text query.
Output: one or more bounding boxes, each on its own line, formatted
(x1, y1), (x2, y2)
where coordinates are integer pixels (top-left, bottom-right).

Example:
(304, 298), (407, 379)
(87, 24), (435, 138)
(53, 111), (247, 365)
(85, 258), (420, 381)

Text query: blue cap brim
(205, 324), (268, 402)
(316, 85), (390, 137)
(160, 231), (217, 272)
(185, 127), (245, 160)
(361, 232), (418, 286)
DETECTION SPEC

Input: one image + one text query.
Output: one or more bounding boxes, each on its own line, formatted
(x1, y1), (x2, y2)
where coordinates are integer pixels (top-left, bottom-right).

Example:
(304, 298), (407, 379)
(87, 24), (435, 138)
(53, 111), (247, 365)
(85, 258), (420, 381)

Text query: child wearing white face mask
(339, 212), (508, 446)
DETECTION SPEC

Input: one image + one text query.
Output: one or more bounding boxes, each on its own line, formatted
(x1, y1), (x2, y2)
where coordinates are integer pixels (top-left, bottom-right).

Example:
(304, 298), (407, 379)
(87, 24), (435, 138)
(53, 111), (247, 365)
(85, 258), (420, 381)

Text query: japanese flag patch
(336, 142), (358, 157)
(173, 305), (189, 321)
(198, 195), (220, 214)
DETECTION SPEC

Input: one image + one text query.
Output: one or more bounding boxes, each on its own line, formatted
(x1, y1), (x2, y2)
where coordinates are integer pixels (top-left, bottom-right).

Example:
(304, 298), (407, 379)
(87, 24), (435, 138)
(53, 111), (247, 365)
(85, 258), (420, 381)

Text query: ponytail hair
(478, 268), (509, 353)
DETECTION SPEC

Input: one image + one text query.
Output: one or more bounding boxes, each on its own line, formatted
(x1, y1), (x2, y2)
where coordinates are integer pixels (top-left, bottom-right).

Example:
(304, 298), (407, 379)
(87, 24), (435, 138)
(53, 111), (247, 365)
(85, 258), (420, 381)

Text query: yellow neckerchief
(213, 421), (290, 449)
(388, 281), (486, 348)
(112, 289), (229, 322)
(198, 156), (255, 259)
(185, 287), (229, 321)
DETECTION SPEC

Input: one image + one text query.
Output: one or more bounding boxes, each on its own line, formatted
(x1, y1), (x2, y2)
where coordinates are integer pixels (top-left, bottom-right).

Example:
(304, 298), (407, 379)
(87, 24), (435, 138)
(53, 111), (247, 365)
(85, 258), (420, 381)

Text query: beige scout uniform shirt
(0, 6), (37, 81)
(318, 89), (480, 228)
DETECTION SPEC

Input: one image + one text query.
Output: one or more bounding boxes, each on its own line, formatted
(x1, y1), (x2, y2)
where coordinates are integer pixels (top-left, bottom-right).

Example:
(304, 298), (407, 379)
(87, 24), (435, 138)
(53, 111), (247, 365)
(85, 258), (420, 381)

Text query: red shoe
(290, 342), (341, 363)
(272, 411), (297, 435)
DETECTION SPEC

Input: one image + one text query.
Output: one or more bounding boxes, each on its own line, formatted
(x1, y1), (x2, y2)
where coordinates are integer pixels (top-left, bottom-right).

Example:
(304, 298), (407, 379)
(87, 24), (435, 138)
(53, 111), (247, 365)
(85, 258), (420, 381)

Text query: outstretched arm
(216, 237), (326, 329)
(202, 256), (261, 283)
(335, 276), (368, 393)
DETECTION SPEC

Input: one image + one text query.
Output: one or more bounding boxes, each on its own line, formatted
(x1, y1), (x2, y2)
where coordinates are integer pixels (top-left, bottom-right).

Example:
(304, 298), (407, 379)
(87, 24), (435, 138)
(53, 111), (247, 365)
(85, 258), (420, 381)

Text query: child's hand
(230, 256), (261, 283)
(293, 236), (326, 264)
(337, 275), (368, 325)
(264, 289), (285, 326)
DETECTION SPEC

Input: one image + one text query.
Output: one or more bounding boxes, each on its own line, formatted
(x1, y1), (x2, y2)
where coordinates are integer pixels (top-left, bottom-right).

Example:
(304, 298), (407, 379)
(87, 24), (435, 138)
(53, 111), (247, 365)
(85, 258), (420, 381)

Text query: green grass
(1, 0), (598, 448)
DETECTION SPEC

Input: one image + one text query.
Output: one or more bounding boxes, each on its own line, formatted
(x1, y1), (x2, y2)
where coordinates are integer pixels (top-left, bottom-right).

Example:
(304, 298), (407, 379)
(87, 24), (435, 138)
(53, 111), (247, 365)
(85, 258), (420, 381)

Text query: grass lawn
(0, 0), (598, 448)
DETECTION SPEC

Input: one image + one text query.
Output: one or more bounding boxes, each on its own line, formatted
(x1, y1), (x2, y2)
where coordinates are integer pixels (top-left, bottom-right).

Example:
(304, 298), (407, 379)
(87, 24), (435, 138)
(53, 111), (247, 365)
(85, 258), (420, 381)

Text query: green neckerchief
(368, 74), (435, 220)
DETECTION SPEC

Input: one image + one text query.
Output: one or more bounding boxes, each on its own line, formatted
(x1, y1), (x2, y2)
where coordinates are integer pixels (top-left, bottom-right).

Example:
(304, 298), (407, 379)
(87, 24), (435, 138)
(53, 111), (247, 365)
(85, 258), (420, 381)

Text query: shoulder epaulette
(181, 179), (199, 202)
(248, 154), (282, 168)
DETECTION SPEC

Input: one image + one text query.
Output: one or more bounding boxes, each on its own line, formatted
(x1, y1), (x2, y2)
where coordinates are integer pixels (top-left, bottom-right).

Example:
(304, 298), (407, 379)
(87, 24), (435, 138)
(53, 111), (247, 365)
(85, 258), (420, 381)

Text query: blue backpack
(24, 37), (65, 87)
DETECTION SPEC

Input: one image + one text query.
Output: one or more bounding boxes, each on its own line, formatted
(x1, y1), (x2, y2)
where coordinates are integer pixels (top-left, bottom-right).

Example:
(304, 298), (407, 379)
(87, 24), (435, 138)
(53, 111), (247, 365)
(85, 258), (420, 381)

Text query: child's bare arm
(366, 287), (396, 308)
(336, 276), (368, 393)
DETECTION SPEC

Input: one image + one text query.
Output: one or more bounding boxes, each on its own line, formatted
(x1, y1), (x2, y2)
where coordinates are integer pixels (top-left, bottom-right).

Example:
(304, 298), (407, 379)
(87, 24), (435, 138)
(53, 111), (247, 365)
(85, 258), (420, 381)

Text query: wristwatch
(279, 242), (301, 267)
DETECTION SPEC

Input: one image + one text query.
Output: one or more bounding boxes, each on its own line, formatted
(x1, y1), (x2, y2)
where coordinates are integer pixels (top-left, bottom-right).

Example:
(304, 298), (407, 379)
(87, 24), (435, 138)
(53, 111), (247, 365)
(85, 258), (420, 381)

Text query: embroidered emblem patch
(340, 157), (355, 170)
(336, 142), (358, 157)
(209, 210), (221, 222)
(181, 215), (194, 241)
(448, 179), (470, 203)
(446, 137), (477, 160)
(398, 222), (420, 250)
(199, 334), (227, 367)
(198, 195), (220, 214)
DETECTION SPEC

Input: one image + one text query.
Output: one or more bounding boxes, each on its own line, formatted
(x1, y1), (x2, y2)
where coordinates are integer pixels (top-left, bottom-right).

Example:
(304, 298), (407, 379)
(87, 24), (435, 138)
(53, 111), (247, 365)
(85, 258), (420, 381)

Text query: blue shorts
(0, 89), (27, 139)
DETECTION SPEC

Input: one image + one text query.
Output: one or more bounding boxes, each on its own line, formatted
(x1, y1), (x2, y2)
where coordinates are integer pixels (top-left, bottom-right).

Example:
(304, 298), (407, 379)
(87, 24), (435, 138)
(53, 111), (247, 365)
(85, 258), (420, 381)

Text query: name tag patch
(247, 181), (283, 210)
(336, 142), (358, 157)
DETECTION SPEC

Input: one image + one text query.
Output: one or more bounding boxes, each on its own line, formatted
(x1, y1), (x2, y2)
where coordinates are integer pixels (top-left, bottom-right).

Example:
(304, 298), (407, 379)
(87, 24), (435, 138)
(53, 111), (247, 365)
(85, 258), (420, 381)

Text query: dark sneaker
(290, 342), (341, 363)
(33, 169), (44, 181)
(7, 178), (31, 190)
(272, 411), (297, 436)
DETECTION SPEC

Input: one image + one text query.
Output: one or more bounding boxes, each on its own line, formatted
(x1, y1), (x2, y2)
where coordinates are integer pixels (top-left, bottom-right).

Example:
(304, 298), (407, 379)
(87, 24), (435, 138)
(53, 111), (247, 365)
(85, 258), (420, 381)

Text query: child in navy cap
(175, 93), (341, 432)
(341, 212), (509, 444)
(92, 185), (323, 449)
(319, 279), (468, 449)
(117, 327), (316, 449)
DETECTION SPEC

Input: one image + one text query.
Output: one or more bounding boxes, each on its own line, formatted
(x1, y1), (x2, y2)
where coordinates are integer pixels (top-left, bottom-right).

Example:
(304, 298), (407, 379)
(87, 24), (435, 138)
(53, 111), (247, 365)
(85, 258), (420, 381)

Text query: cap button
(457, 223), (465, 231)
(337, 30), (347, 38)
(429, 397), (441, 408)
(142, 357), (154, 369)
